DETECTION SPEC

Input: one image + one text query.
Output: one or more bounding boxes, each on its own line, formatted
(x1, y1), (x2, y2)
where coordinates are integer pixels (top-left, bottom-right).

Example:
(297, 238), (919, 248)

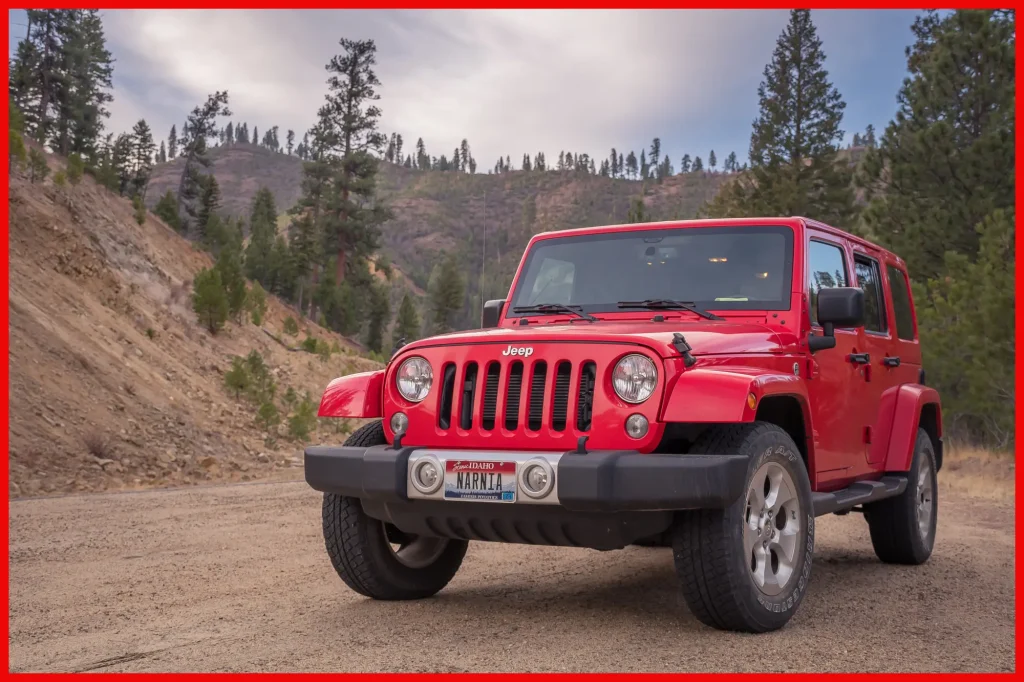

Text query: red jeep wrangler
(305, 217), (942, 633)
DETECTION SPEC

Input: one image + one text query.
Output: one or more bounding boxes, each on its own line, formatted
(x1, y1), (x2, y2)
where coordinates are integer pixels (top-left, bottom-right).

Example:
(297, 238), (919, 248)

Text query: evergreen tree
(168, 124), (177, 159)
(852, 132), (862, 147)
(176, 91), (230, 238)
(158, 140), (167, 163)
(609, 147), (618, 177)
(192, 267), (229, 334)
(321, 38), (391, 284)
(66, 152), (84, 184)
(28, 147), (49, 183)
(394, 133), (403, 163)
(625, 151), (637, 179)
(702, 10), (854, 226)
(111, 132), (133, 195)
(215, 241), (248, 320)
(863, 123), (876, 148)
(130, 118), (156, 199)
(522, 153), (532, 171)
(460, 139), (471, 172)
(285, 129), (293, 155)
(649, 138), (661, 176)
(725, 151), (738, 172)
(428, 253), (465, 334)
(692, 155), (703, 172)
(224, 121), (233, 144)
(252, 125), (259, 146)
(415, 137), (428, 169)
(244, 187), (278, 284)
(639, 149), (649, 179)
(856, 10), (1014, 446)
(364, 282), (391, 353)
(708, 149), (717, 172)
(393, 292), (420, 343)
(237, 122), (249, 144)
(197, 174), (222, 242)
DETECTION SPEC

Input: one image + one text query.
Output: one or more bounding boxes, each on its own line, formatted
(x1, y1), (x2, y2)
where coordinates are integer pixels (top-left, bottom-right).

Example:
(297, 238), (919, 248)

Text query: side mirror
(808, 287), (864, 352)
(482, 299), (505, 328)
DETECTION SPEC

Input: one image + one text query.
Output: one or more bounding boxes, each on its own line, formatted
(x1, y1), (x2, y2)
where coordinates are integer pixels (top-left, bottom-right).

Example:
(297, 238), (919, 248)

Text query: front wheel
(321, 421), (468, 600)
(672, 423), (815, 632)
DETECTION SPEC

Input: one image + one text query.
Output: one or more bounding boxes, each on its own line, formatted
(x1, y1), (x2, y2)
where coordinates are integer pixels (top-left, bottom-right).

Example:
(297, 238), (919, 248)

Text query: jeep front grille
(437, 358), (597, 434)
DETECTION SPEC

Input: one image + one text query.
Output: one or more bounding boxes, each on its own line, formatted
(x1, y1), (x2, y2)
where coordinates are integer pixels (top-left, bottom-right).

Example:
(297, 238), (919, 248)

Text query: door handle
(882, 356), (901, 367)
(847, 353), (870, 365)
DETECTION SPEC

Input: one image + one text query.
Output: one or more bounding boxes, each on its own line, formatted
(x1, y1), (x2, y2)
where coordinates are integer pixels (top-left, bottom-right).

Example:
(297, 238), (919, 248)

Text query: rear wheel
(671, 423), (815, 632)
(864, 428), (938, 565)
(321, 421), (468, 600)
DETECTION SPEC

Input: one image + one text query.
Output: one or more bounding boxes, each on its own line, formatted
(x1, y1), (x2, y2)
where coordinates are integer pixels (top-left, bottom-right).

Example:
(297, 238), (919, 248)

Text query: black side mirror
(808, 287), (864, 352)
(482, 299), (505, 328)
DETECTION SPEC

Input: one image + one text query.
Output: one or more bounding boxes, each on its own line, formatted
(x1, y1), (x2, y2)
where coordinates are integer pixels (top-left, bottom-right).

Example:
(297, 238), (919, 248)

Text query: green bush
(301, 336), (318, 353)
(256, 401), (280, 432)
(246, 281), (268, 326)
(224, 356), (251, 398)
(283, 316), (299, 335)
(67, 153), (84, 185)
(53, 170), (67, 187)
(132, 195), (146, 225)
(9, 130), (26, 171)
(288, 393), (318, 442)
(28, 147), (48, 183)
(145, 327), (156, 340)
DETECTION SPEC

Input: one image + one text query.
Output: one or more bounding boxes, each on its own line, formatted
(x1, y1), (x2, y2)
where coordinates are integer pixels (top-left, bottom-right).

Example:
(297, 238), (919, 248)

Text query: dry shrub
(940, 444), (1015, 501)
(83, 430), (111, 459)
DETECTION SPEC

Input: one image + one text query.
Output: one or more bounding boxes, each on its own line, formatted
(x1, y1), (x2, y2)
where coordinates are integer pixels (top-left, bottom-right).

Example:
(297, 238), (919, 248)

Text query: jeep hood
(400, 320), (792, 358)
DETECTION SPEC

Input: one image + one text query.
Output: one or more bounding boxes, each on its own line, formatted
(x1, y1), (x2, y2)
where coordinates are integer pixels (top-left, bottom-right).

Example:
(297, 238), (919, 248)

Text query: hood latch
(671, 333), (698, 368)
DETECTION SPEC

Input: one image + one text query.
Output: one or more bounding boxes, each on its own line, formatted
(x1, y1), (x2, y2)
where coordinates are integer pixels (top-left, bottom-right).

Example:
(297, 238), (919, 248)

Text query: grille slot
(459, 363), (478, 430)
(481, 362), (501, 430)
(504, 361), (523, 430)
(576, 361), (597, 432)
(438, 363), (456, 429)
(527, 361), (547, 431)
(551, 361), (572, 431)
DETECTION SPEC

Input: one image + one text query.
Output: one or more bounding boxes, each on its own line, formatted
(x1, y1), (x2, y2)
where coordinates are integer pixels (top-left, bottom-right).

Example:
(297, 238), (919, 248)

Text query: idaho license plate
(444, 460), (517, 502)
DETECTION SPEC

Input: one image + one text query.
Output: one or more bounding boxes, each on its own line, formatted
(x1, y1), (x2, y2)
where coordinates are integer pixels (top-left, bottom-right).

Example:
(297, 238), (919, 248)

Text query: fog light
(520, 458), (555, 499)
(625, 414), (649, 439)
(410, 456), (442, 494)
(390, 411), (409, 435)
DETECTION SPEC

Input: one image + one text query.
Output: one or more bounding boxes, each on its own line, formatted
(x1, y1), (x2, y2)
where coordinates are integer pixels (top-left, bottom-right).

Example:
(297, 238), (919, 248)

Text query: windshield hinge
(671, 333), (698, 368)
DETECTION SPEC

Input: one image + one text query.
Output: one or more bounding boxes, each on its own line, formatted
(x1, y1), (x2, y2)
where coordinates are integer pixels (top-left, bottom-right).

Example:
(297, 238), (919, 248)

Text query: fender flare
(317, 370), (384, 418)
(660, 366), (811, 423)
(883, 384), (943, 472)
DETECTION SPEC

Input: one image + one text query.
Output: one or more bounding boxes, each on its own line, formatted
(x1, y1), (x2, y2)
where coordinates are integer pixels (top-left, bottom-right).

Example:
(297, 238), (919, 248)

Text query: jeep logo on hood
(501, 345), (534, 357)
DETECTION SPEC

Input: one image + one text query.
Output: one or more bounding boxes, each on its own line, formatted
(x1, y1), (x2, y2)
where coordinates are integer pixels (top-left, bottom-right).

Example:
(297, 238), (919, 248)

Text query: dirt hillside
(8, 150), (381, 499)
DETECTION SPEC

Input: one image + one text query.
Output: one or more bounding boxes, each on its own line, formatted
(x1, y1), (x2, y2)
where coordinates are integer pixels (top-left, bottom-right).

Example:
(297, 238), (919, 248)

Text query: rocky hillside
(147, 144), (730, 324)
(8, 149), (380, 498)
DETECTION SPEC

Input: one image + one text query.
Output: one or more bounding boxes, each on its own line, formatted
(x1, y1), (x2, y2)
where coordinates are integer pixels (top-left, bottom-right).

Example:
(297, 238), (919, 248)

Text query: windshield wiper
(617, 299), (724, 321)
(512, 303), (598, 322)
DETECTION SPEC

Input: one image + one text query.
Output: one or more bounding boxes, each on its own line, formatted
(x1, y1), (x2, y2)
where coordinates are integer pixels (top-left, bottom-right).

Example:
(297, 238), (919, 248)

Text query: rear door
(850, 249), (898, 466)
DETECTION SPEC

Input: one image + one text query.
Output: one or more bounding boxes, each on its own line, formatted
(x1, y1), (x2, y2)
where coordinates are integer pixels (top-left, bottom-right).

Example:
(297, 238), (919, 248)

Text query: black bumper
(303, 444), (748, 513)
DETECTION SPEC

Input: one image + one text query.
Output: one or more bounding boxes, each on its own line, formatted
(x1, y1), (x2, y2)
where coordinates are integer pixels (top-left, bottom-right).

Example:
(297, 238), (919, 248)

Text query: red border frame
(2, 3), (1019, 677)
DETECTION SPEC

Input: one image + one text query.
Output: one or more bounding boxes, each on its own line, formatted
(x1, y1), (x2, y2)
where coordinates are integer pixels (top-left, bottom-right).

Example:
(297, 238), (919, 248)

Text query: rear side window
(854, 255), (887, 334)
(886, 264), (916, 340)
(807, 240), (848, 325)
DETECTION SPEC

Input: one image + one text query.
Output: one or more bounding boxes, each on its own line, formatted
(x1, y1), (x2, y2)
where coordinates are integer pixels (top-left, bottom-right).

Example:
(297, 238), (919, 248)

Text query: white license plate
(443, 460), (517, 502)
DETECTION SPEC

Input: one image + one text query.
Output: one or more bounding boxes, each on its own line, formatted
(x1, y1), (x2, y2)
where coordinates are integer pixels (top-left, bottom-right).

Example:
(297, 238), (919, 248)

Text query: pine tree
(692, 156), (703, 172)
(702, 10), (854, 226)
(863, 123), (876, 148)
(285, 130), (294, 155)
(364, 283), (391, 353)
(153, 190), (180, 231)
(176, 91), (230, 238)
(252, 125), (259, 146)
(609, 147), (618, 178)
(725, 151), (738, 172)
(459, 139), (471, 173)
(224, 121), (233, 145)
(394, 134), (403, 163)
(168, 124), (178, 159)
(639, 149), (649, 179)
(111, 132), (132, 195)
(321, 38), (391, 285)
(215, 241), (248, 320)
(415, 137), (428, 169)
(158, 140), (167, 163)
(708, 149), (717, 172)
(625, 151), (637, 179)
(394, 292), (420, 343)
(244, 187), (278, 284)
(649, 138), (661, 176)
(856, 9), (1014, 445)
(130, 119), (156, 199)
(28, 147), (49, 182)
(428, 254), (465, 334)
(192, 267), (229, 334)
(852, 132), (862, 147)
(197, 174), (222, 243)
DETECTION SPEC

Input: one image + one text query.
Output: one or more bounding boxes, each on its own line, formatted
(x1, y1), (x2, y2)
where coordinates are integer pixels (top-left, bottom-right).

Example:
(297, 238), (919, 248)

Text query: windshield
(507, 225), (794, 316)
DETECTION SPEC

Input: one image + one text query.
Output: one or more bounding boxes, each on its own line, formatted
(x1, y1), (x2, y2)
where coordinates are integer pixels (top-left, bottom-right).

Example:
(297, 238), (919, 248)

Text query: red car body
(317, 216), (941, 492)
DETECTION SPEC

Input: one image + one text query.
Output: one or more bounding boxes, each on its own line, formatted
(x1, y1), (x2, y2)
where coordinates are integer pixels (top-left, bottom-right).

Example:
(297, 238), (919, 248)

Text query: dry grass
(940, 444), (1015, 501)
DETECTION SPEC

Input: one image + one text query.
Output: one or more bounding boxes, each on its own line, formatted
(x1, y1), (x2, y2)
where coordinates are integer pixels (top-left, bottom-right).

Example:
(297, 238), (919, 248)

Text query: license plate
(444, 460), (517, 502)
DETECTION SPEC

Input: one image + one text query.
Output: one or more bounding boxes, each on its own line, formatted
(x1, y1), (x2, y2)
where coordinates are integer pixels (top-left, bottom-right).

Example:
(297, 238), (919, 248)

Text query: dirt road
(8, 478), (1015, 672)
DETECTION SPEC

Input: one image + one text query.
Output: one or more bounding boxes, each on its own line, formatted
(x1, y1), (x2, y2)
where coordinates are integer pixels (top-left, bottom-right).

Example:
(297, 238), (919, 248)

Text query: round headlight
(612, 354), (658, 404)
(396, 356), (433, 402)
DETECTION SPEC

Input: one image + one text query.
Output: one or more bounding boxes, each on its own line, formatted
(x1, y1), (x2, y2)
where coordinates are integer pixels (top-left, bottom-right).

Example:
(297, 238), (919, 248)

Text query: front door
(804, 232), (865, 482)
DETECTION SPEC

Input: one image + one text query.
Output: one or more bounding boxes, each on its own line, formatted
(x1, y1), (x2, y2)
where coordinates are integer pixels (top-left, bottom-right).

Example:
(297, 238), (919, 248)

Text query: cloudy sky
(8, 9), (921, 167)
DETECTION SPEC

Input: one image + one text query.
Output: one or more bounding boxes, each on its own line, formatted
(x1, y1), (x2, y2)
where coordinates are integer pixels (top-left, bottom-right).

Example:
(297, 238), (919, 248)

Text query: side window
(886, 264), (916, 340)
(854, 255), (887, 334)
(807, 240), (848, 325)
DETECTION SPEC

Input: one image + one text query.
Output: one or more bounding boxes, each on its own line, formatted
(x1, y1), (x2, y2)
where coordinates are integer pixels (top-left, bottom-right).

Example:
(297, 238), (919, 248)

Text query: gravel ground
(8, 479), (1015, 672)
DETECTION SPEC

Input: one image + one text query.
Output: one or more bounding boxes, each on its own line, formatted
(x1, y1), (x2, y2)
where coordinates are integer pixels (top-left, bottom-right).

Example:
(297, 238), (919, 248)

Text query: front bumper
(304, 445), (748, 513)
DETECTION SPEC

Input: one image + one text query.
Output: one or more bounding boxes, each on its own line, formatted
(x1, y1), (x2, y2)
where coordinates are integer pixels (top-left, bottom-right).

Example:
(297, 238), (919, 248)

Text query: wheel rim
(743, 460), (803, 597)
(917, 456), (935, 540)
(383, 523), (449, 569)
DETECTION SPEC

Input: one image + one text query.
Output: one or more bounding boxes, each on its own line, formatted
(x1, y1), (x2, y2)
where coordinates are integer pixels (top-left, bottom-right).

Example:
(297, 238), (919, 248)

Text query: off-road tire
(864, 428), (937, 565)
(321, 420), (468, 600)
(671, 423), (814, 633)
